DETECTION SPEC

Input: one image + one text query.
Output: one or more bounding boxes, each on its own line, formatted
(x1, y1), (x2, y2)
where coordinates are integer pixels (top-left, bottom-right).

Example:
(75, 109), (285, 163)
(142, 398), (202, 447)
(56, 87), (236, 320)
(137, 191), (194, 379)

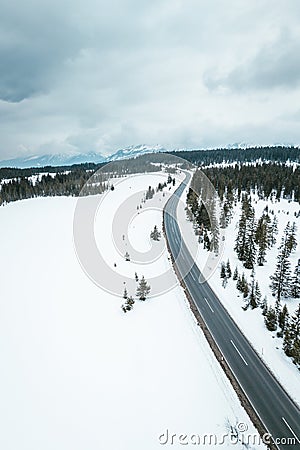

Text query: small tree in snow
(121, 295), (135, 313)
(255, 282), (262, 306)
(233, 267), (238, 281)
(124, 251), (130, 261)
(278, 304), (289, 337)
(226, 260), (232, 278)
(136, 276), (151, 301)
(150, 225), (161, 241)
(264, 306), (277, 331)
(261, 296), (268, 316)
(220, 263), (226, 279)
(127, 296), (135, 306)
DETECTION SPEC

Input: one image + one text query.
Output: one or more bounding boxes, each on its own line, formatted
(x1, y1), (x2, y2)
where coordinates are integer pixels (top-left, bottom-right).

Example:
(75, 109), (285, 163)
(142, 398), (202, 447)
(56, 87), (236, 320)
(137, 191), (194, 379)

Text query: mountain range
(0, 144), (169, 169)
(0, 143), (297, 169)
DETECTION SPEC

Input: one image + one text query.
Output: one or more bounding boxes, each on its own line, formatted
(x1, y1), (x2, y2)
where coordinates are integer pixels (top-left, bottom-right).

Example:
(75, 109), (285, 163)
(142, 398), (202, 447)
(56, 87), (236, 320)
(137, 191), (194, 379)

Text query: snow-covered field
(178, 173), (300, 407)
(0, 171), (265, 449)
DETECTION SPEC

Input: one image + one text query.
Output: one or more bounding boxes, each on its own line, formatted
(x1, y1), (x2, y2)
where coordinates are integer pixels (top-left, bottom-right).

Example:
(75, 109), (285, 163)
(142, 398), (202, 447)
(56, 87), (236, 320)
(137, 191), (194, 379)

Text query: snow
(0, 171), (265, 449)
(178, 174), (300, 407)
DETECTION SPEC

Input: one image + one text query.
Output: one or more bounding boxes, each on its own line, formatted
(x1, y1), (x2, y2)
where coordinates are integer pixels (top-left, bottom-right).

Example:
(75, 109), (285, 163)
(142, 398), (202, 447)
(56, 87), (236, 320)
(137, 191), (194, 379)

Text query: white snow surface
(178, 174), (300, 408)
(0, 172), (265, 449)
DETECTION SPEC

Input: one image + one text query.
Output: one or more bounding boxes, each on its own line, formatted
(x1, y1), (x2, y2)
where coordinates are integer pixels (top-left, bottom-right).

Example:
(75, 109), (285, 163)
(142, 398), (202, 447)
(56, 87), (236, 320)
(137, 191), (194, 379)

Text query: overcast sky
(1, 0), (300, 159)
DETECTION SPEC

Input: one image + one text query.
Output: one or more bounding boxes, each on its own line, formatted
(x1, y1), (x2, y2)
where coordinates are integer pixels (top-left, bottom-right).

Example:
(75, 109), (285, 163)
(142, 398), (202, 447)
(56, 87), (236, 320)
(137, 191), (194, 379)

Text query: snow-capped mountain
(0, 145), (168, 168)
(0, 151), (106, 168)
(0, 142), (298, 169)
(107, 144), (168, 161)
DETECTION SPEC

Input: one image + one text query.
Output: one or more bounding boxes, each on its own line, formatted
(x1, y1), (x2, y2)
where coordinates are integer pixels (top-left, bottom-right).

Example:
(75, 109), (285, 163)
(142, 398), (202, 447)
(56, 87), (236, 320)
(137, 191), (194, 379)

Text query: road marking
(230, 340), (248, 366)
(174, 235), (179, 245)
(191, 273), (196, 282)
(282, 417), (300, 443)
(204, 297), (214, 313)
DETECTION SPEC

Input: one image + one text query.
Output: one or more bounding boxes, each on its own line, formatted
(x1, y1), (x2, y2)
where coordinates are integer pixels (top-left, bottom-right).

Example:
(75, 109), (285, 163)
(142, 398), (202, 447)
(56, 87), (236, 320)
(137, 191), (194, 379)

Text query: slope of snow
(178, 176), (300, 407)
(0, 172), (265, 449)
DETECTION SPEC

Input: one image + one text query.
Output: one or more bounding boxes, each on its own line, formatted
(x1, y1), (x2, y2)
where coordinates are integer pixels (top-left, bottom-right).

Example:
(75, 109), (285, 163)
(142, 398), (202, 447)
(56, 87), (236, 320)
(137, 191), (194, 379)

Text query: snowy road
(164, 173), (300, 450)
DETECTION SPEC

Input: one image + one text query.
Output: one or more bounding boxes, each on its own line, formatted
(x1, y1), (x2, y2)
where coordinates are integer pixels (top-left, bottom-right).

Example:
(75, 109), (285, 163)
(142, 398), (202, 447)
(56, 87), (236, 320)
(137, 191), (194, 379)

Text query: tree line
(169, 145), (300, 166)
(0, 170), (108, 205)
(199, 163), (300, 203)
(0, 157), (163, 205)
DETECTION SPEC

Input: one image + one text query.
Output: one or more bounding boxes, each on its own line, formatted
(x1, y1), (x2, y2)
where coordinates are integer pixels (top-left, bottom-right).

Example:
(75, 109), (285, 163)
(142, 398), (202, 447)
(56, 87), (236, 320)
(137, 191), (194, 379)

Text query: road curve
(164, 172), (300, 450)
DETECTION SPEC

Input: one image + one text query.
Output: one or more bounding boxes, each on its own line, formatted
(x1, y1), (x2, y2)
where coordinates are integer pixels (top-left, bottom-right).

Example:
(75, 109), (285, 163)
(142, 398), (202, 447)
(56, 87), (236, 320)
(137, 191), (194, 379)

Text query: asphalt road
(164, 172), (300, 449)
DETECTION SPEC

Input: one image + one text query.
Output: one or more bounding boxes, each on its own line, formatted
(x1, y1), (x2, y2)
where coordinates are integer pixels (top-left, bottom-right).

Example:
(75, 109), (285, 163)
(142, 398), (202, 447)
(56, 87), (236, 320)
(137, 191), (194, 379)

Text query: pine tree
(203, 232), (210, 251)
(136, 276), (151, 301)
(235, 195), (257, 268)
(220, 263), (226, 279)
(270, 216), (278, 246)
(292, 339), (300, 367)
(186, 188), (199, 219)
(197, 202), (211, 231)
(270, 228), (292, 301)
(146, 186), (155, 200)
(236, 272), (248, 297)
(283, 322), (294, 356)
(226, 260), (232, 278)
(124, 251), (130, 261)
(264, 213), (273, 248)
(275, 298), (281, 318)
(236, 275), (243, 293)
(255, 282), (262, 306)
(255, 214), (269, 266)
(220, 195), (233, 228)
(288, 304), (300, 366)
(243, 214), (256, 269)
(264, 306), (277, 331)
(210, 198), (219, 254)
(261, 296), (268, 315)
(278, 304), (289, 337)
(290, 260), (300, 298)
(235, 195), (250, 261)
(127, 296), (135, 306)
(219, 206), (227, 229)
(121, 294), (135, 313)
(286, 222), (297, 254)
(233, 267), (238, 281)
(150, 225), (161, 241)
(123, 287), (128, 299)
(241, 273), (249, 298)
(135, 272), (139, 282)
(248, 279), (258, 309)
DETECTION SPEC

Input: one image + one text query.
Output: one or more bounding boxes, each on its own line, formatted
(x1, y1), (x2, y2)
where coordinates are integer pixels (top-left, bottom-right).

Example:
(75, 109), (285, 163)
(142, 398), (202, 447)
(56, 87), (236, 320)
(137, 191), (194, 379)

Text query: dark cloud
(204, 31), (300, 92)
(0, 2), (84, 102)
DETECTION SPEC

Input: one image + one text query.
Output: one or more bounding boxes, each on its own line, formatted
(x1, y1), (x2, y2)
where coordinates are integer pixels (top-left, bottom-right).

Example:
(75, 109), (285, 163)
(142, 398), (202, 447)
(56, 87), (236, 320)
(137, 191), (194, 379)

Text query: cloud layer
(1, 0), (300, 158)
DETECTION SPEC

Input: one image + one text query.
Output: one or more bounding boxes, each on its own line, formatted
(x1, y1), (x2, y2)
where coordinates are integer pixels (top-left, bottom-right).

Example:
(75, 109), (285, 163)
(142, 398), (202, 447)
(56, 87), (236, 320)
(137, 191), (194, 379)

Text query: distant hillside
(1, 144), (300, 171)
